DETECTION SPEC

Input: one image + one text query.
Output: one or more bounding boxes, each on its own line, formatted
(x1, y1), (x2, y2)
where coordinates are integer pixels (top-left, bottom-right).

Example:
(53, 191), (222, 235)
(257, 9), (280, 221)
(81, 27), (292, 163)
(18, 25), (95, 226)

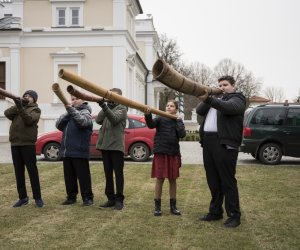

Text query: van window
(286, 108), (300, 126)
(250, 108), (286, 125)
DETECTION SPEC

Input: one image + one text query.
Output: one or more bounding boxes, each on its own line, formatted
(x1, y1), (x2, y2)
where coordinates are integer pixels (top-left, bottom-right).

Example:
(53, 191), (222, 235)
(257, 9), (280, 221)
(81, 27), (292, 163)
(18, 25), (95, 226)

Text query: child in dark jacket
(4, 90), (44, 208)
(56, 96), (94, 206)
(144, 100), (186, 216)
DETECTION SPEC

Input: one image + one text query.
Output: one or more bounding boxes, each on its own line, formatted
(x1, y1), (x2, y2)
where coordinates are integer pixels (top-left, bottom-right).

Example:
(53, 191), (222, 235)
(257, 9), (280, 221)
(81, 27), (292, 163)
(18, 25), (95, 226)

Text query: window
(0, 62), (5, 99)
(250, 108), (286, 125)
(52, 3), (83, 27)
(286, 109), (300, 127)
(71, 8), (79, 26)
(57, 8), (66, 26)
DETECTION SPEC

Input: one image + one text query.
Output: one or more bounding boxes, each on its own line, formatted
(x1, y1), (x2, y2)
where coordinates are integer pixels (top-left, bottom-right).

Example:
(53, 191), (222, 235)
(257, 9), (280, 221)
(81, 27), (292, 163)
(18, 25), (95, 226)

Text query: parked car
(240, 103), (300, 164)
(36, 114), (155, 162)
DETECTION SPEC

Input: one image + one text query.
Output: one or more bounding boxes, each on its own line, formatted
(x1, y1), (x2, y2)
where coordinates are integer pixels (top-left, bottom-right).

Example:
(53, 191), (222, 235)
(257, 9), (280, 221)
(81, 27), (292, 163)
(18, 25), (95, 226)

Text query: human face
(71, 96), (83, 107)
(218, 80), (235, 94)
(165, 101), (177, 115)
(23, 94), (34, 104)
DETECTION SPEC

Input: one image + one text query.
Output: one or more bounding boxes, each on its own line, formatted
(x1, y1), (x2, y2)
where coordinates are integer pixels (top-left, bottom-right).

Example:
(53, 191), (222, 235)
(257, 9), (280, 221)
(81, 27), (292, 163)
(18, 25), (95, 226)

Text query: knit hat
(23, 90), (38, 102)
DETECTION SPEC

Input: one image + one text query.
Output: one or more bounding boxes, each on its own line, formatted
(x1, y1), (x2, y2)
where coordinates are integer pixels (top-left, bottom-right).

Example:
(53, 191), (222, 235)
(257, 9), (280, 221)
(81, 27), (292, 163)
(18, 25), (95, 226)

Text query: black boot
(170, 198), (181, 215)
(154, 198), (162, 216)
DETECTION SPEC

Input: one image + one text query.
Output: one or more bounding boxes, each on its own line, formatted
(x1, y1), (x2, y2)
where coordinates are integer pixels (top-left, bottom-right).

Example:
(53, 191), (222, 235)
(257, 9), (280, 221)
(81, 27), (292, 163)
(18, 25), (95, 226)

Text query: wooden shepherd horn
(152, 59), (222, 96)
(67, 85), (108, 103)
(58, 69), (177, 120)
(52, 83), (70, 105)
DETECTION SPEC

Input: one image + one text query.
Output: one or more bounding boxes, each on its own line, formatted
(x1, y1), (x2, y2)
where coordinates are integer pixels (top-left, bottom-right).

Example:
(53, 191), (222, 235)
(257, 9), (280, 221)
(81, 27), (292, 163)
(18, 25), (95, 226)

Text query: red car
(36, 114), (155, 162)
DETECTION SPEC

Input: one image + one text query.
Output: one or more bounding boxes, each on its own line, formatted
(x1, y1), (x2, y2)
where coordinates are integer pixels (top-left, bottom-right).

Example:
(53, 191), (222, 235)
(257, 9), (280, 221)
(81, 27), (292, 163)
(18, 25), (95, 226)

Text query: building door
(0, 62), (5, 99)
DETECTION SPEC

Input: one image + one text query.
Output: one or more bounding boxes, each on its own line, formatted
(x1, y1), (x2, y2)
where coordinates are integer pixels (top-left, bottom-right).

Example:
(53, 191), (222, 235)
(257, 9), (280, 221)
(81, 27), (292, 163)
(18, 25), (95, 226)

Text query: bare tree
(157, 33), (183, 110)
(263, 86), (286, 102)
(214, 58), (262, 104)
(182, 62), (214, 119)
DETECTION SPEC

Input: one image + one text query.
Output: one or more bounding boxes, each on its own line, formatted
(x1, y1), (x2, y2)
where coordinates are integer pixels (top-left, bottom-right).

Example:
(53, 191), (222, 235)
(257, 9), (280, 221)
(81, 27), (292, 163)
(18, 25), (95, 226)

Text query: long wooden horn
(0, 87), (28, 103)
(152, 59), (222, 96)
(59, 69), (177, 120)
(52, 83), (70, 105)
(67, 85), (105, 103)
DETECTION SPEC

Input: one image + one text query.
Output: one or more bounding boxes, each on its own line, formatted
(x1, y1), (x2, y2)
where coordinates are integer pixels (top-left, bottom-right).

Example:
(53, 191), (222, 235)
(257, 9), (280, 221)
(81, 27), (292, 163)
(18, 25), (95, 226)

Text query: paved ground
(1, 141), (299, 165)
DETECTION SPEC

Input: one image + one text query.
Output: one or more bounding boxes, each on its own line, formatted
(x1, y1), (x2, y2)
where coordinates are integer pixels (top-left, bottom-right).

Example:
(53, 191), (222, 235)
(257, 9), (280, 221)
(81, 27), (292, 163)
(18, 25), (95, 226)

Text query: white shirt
(204, 108), (218, 132)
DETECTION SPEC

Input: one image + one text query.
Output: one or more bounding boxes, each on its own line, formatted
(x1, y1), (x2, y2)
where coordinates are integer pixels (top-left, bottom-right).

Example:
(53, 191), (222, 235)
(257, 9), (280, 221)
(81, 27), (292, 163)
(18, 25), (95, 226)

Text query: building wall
(23, 0), (51, 28)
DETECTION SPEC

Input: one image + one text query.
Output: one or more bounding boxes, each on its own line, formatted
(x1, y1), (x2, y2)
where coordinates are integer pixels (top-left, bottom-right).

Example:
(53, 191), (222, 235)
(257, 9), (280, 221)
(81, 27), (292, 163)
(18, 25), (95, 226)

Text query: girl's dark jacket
(145, 114), (186, 156)
(4, 103), (41, 146)
(196, 92), (246, 148)
(56, 102), (92, 159)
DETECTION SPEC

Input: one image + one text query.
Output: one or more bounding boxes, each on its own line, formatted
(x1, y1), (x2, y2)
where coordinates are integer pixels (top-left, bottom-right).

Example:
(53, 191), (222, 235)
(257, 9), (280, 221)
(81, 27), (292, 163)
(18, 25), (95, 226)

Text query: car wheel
(129, 142), (150, 162)
(43, 142), (61, 161)
(258, 143), (282, 165)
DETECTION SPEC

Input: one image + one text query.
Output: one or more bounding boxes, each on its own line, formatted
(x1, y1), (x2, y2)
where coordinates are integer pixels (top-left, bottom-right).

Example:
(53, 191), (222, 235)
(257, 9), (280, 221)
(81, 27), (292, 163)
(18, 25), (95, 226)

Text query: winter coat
(196, 92), (246, 148)
(96, 104), (127, 153)
(4, 103), (41, 146)
(145, 114), (186, 156)
(56, 102), (92, 159)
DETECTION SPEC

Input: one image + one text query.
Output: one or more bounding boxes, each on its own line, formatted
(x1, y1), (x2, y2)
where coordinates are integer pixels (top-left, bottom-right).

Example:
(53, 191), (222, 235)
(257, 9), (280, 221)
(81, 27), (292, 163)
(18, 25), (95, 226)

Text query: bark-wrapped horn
(59, 69), (177, 120)
(0, 87), (28, 103)
(152, 59), (222, 96)
(52, 83), (70, 105)
(67, 85), (109, 103)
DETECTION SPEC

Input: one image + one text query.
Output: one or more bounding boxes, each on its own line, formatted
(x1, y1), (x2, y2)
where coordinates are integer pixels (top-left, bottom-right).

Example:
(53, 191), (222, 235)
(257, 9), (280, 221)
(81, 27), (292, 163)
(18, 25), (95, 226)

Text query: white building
(0, 0), (163, 141)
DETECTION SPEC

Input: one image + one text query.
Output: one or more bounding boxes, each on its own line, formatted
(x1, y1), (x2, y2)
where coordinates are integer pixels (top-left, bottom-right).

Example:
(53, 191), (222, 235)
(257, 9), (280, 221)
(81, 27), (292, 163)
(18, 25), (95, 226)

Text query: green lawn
(0, 162), (299, 250)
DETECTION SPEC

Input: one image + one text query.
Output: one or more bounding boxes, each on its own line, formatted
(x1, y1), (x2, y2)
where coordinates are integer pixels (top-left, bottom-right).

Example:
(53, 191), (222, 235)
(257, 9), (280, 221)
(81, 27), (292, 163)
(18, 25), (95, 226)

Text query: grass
(0, 162), (299, 250)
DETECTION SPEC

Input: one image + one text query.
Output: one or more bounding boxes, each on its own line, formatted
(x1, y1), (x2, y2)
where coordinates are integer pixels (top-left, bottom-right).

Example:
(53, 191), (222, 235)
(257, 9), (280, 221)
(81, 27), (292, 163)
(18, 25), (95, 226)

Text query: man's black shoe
(99, 200), (115, 208)
(224, 217), (241, 228)
(13, 197), (29, 207)
(61, 199), (76, 205)
(114, 201), (124, 210)
(35, 199), (44, 208)
(200, 213), (223, 221)
(82, 199), (93, 206)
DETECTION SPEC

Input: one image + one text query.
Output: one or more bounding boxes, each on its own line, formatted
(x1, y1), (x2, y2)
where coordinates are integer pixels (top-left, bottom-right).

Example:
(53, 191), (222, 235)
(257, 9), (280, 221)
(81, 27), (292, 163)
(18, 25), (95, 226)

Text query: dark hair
(110, 88), (122, 95)
(167, 99), (179, 110)
(218, 76), (235, 85)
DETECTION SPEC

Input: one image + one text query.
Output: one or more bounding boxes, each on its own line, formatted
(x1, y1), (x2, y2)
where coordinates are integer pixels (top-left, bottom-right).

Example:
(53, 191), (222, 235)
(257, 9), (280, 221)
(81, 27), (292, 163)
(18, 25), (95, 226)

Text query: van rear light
(243, 127), (252, 137)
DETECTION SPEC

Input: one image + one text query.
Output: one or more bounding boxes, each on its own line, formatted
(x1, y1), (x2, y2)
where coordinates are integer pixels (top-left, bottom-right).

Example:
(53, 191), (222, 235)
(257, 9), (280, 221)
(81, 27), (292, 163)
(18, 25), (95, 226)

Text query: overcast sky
(138, 0), (300, 101)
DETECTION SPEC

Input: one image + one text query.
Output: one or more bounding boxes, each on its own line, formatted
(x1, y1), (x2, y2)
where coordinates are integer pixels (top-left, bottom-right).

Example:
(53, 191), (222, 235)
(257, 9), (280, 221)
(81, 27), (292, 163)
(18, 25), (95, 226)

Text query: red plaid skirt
(151, 153), (181, 179)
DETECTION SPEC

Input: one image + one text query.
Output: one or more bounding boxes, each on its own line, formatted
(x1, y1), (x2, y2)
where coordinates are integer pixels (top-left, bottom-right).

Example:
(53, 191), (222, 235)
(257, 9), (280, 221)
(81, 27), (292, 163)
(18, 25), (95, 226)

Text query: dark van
(240, 103), (300, 164)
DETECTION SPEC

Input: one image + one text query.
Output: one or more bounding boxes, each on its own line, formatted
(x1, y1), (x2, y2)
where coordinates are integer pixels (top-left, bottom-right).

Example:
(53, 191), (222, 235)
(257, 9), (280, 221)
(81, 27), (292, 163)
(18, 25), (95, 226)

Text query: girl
(144, 100), (186, 216)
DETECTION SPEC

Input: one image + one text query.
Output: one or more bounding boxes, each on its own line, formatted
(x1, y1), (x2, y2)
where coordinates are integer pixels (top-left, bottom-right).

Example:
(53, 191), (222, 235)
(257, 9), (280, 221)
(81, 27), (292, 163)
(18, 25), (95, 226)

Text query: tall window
(57, 8), (66, 26)
(71, 8), (79, 26)
(0, 62), (5, 100)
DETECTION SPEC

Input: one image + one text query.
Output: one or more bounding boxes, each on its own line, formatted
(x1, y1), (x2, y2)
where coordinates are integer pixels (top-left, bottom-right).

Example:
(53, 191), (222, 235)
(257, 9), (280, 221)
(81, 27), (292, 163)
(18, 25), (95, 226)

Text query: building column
(10, 45), (21, 95)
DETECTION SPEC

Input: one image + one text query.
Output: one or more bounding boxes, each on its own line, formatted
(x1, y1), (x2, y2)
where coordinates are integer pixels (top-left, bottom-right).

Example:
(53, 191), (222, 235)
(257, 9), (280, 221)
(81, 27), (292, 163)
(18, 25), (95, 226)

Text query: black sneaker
(13, 197), (29, 207)
(99, 200), (115, 208)
(114, 201), (124, 210)
(61, 199), (76, 205)
(82, 199), (94, 206)
(200, 213), (223, 221)
(224, 217), (241, 228)
(35, 199), (44, 208)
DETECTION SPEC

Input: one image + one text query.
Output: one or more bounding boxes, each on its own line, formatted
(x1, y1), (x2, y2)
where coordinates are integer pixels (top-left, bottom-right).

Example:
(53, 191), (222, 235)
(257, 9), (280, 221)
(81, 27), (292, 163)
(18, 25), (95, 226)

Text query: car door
(282, 108), (300, 156)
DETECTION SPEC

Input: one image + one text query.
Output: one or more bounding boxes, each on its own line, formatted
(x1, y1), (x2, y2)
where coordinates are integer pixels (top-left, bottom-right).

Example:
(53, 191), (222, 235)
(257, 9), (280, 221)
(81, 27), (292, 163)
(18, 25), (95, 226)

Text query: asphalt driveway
(1, 141), (299, 165)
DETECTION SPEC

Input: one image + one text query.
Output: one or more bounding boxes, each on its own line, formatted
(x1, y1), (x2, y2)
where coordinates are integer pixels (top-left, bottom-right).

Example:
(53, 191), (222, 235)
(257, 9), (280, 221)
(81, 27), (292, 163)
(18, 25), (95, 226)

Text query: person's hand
(197, 89), (209, 101)
(176, 112), (184, 120)
(97, 98), (107, 109)
(144, 106), (151, 114)
(14, 98), (23, 110)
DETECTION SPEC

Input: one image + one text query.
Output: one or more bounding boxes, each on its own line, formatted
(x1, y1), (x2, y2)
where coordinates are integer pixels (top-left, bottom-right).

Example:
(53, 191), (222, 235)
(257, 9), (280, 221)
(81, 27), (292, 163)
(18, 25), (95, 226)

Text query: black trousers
(62, 157), (93, 201)
(101, 150), (124, 202)
(11, 145), (42, 200)
(202, 134), (241, 218)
